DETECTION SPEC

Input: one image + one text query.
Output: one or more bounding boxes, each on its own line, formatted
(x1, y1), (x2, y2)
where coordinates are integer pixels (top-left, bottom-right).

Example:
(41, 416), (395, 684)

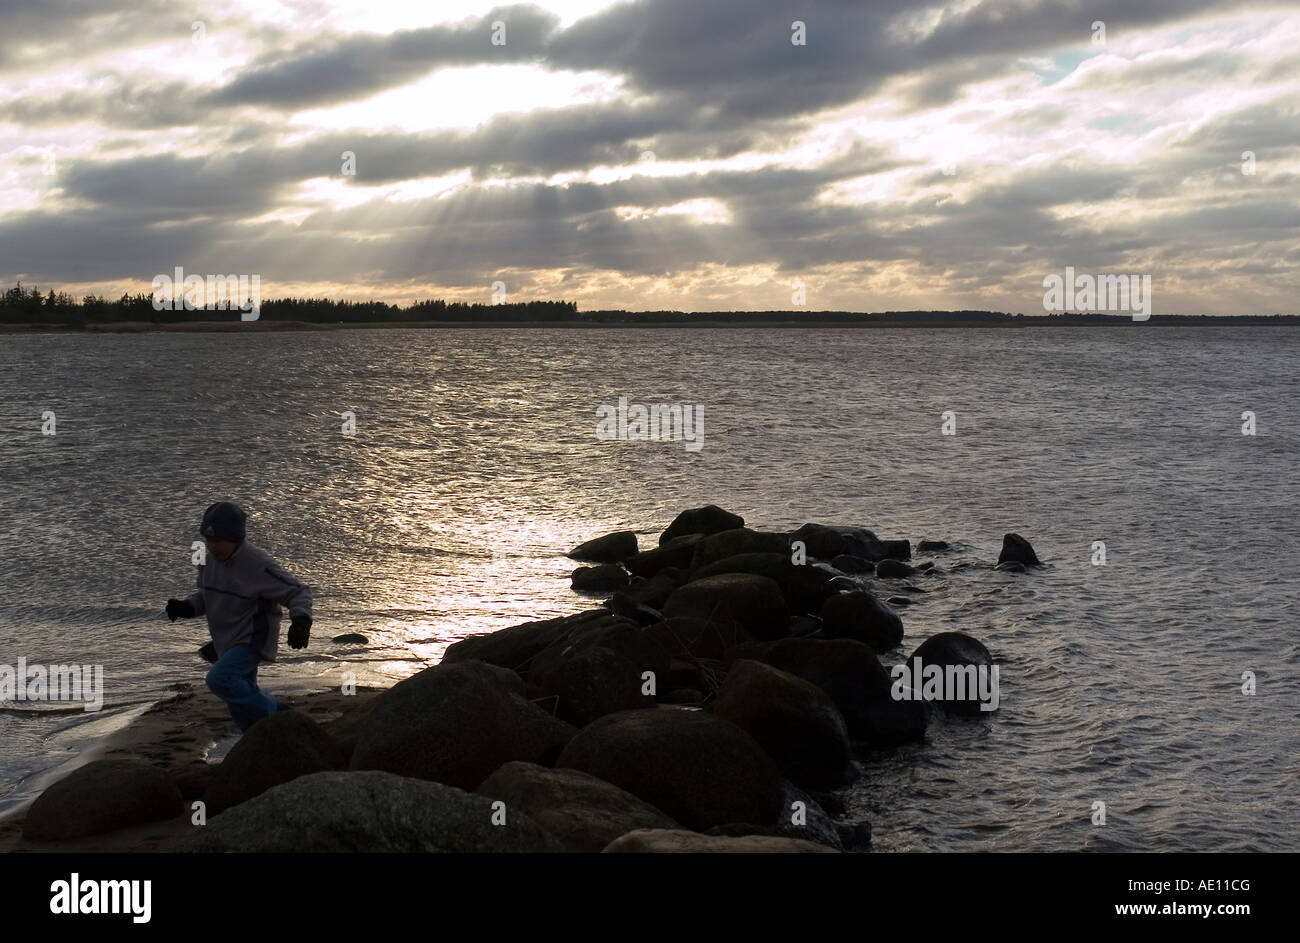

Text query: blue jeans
(205, 644), (278, 731)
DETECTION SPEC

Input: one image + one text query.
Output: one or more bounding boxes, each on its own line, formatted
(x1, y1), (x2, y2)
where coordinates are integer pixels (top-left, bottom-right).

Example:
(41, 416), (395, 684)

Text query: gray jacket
(186, 542), (312, 662)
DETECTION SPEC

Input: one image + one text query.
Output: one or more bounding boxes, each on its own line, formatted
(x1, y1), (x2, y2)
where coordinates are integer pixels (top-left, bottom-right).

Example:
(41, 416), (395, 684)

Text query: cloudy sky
(1, 0), (1297, 314)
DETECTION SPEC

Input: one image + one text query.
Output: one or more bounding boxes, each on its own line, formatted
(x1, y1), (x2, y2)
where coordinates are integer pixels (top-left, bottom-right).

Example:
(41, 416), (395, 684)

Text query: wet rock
(332, 633), (368, 645)
(23, 760), (183, 841)
(176, 771), (564, 853)
(532, 645), (653, 727)
(820, 591), (904, 652)
(569, 530), (638, 563)
(831, 555), (875, 575)
(887, 596), (913, 607)
(626, 534), (704, 578)
(875, 559), (919, 579)
(998, 533), (1042, 567)
(478, 761), (678, 853)
(690, 528), (791, 569)
(714, 660), (852, 788)
(734, 637), (929, 748)
(660, 505), (745, 545)
(917, 540), (950, 552)
(690, 552), (836, 614)
(995, 559), (1026, 573)
(907, 632), (998, 716)
(571, 564), (630, 593)
(602, 594), (662, 625)
(663, 573), (790, 641)
(557, 709), (784, 831)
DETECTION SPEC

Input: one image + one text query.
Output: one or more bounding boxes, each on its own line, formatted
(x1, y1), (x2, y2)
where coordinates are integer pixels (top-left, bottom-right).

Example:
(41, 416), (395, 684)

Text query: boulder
(602, 593), (663, 626)
(875, 559), (919, 579)
(690, 553), (836, 614)
(646, 617), (749, 661)
(998, 533), (1041, 567)
(442, 609), (622, 672)
(350, 661), (575, 789)
(776, 781), (847, 850)
(917, 540), (950, 552)
(23, 759), (183, 841)
(478, 761), (678, 852)
(831, 555), (875, 575)
(320, 697), (380, 764)
(820, 591), (904, 652)
(610, 568), (684, 609)
(995, 560), (1026, 573)
(603, 829), (836, 853)
(571, 564), (630, 593)
(332, 633), (368, 645)
(789, 524), (910, 562)
(626, 534), (704, 578)
(175, 770), (564, 852)
(713, 660), (852, 788)
(908, 632), (998, 716)
(569, 530), (638, 563)
(660, 505), (744, 545)
(533, 645), (653, 727)
(205, 711), (345, 814)
(557, 709), (784, 831)
(663, 574), (790, 641)
(734, 637), (929, 748)
(689, 528), (790, 569)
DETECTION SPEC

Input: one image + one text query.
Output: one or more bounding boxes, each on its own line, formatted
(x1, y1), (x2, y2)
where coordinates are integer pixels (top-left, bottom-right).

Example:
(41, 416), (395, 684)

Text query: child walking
(166, 501), (313, 731)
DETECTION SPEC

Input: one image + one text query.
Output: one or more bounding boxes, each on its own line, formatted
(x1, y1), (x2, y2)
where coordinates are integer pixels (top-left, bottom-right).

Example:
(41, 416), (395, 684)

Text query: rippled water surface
(1, 326), (1297, 849)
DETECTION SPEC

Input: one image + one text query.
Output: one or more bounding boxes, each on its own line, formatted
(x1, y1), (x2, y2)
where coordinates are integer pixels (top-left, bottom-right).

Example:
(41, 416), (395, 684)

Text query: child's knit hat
(200, 501), (247, 542)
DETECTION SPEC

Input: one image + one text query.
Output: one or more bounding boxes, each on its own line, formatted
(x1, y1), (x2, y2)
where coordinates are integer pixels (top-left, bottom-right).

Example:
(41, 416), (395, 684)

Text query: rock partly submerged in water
(332, 632), (368, 645)
(568, 530), (638, 563)
(908, 632), (999, 716)
(997, 533), (1042, 568)
(570, 563), (629, 594)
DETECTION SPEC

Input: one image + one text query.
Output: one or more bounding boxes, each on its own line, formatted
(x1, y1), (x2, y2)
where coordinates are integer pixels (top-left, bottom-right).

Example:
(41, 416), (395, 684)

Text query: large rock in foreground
(569, 530), (638, 563)
(478, 761), (678, 852)
(660, 505), (744, 545)
(206, 711), (345, 814)
(603, 829), (837, 853)
(23, 759), (183, 841)
(557, 709), (784, 831)
(663, 573), (790, 641)
(176, 771), (564, 852)
(820, 591), (904, 652)
(350, 661), (575, 789)
(713, 660), (852, 788)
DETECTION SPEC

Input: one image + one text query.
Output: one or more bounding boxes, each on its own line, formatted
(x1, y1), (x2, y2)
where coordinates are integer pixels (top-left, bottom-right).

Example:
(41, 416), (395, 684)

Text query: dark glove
(288, 615), (312, 649)
(166, 598), (196, 621)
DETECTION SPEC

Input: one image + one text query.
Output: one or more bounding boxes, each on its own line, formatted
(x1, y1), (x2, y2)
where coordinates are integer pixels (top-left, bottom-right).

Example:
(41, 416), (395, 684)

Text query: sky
(1, 0), (1297, 314)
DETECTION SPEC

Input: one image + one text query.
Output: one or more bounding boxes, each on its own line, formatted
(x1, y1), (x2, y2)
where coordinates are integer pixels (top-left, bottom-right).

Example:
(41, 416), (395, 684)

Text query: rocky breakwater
(16, 505), (1039, 853)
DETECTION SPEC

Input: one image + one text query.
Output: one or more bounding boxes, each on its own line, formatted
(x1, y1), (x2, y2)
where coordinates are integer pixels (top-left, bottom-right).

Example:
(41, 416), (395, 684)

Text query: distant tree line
(0, 282), (578, 324)
(2, 283), (1293, 326)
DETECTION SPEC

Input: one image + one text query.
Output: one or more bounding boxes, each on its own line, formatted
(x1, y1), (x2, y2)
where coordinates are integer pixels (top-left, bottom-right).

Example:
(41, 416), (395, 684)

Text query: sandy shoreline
(0, 681), (386, 853)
